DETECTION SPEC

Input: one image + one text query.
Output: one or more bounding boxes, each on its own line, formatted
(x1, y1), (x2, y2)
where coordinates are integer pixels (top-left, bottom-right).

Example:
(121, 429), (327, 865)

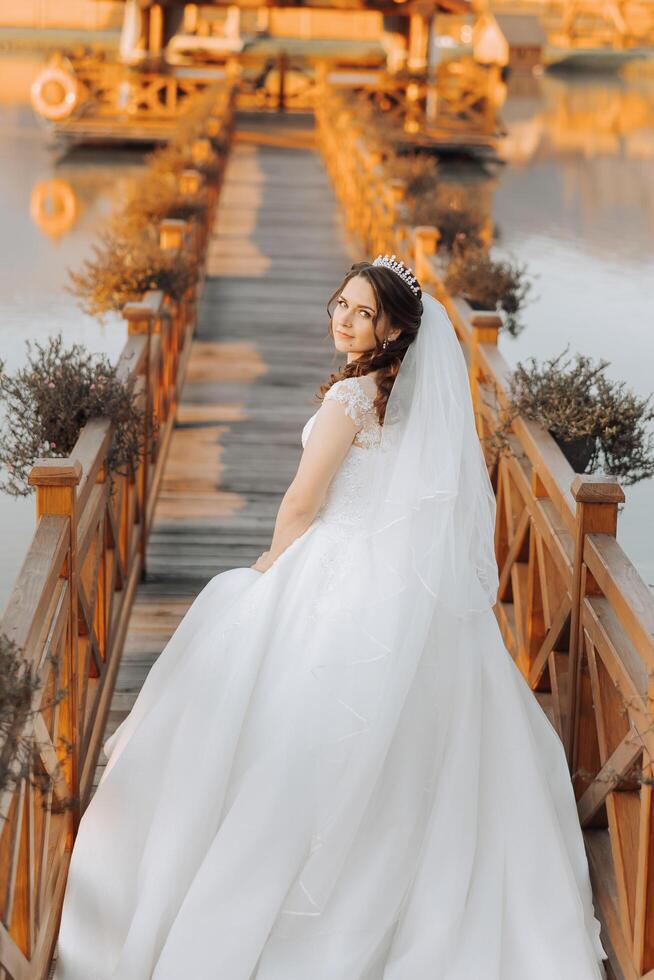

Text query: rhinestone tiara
(372, 253), (420, 295)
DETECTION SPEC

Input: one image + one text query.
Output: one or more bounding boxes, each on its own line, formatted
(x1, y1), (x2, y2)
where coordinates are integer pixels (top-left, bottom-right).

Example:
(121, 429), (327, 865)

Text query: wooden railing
(0, 93), (234, 979)
(32, 52), (218, 125)
(310, 56), (504, 148)
(549, 0), (654, 50)
(316, 88), (654, 980)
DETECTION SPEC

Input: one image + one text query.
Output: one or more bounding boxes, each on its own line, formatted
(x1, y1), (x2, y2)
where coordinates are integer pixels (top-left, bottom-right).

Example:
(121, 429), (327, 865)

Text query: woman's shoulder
(324, 374), (377, 426)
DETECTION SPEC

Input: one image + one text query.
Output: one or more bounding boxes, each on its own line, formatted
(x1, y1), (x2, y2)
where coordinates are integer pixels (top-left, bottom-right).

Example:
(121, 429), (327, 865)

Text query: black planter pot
(463, 294), (499, 313)
(549, 431), (597, 473)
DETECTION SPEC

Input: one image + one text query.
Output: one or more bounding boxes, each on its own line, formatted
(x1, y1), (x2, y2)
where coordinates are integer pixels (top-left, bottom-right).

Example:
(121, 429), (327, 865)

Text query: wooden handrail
(315, 83), (654, 979)
(0, 83), (236, 978)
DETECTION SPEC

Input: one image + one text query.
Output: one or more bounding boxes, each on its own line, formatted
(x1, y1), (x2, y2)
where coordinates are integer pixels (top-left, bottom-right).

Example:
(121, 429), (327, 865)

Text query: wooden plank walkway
(92, 111), (358, 793)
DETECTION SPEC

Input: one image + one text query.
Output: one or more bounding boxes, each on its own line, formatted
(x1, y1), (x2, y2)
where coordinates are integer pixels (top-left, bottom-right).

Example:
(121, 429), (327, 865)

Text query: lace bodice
(301, 376), (382, 527)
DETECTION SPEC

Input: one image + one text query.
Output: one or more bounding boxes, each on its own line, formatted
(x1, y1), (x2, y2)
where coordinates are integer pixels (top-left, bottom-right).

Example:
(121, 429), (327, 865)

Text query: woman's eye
(337, 298), (346, 307)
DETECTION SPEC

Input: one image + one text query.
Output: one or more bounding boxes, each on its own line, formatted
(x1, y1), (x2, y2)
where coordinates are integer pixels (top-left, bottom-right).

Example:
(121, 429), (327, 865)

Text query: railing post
(315, 58), (328, 95)
(191, 138), (212, 166)
(205, 117), (221, 140)
(469, 312), (502, 438)
(159, 217), (186, 251)
(178, 169), (205, 255)
(122, 301), (156, 581)
(384, 179), (406, 257)
(28, 458), (83, 838)
(525, 470), (548, 687)
(179, 168), (202, 197)
(408, 12), (430, 72)
(414, 225), (440, 285)
(278, 50), (288, 112)
(387, 178), (406, 204)
(159, 222), (186, 414)
(567, 475), (625, 783)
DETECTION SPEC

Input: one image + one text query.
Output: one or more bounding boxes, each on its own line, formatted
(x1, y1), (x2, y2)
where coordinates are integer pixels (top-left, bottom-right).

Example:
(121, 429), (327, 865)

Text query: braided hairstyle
(318, 259), (423, 426)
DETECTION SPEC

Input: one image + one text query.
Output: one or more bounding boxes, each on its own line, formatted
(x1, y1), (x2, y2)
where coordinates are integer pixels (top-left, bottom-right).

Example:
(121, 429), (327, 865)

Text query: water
(0, 55), (144, 612)
(491, 68), (654, 588)
(0, 54), (653, 615)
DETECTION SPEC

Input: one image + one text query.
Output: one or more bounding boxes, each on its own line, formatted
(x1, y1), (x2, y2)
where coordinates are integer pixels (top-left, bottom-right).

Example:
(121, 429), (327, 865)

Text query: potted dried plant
(495, 349), (654, 483)
(147, 140), (222, 182)
(67, 225), (196, 320)
(409, 194), (486, 254)
(0, 334), (147, 497)
(444, 246), (534, 337)
(114, 172), (207, 238)
(383, 151), (439, 199)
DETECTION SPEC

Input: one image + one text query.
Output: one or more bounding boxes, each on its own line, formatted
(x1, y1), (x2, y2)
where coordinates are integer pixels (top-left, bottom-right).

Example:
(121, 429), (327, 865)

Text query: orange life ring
(29, 179), (78, 239)
(30, 65), (81, 122)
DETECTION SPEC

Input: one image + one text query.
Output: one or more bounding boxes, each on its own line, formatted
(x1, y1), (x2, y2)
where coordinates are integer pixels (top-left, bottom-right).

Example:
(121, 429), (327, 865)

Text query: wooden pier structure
(2, 94), (654, 980)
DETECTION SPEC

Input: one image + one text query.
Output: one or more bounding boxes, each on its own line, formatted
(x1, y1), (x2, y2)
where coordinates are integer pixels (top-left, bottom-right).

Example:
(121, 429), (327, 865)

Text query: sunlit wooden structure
(473, 10), (546, 70)
(497, 73), (654, 166)
(554, 0), (654, 49)
(30, 49), (232, 143)
(30, 49), (505, 156)
(316, 86), (654, 979)
(463, 0), (654, 71)
(537, 0), (654, 68)
(28, 0), (491, 145)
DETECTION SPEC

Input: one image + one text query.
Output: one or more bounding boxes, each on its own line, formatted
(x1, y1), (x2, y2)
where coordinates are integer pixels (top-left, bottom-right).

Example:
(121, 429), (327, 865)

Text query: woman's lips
(335, 329), (352, 339)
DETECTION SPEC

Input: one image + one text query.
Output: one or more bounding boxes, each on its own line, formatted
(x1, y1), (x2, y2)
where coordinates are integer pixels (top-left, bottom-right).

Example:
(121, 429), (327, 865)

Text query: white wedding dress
(54, 375), (608, 980)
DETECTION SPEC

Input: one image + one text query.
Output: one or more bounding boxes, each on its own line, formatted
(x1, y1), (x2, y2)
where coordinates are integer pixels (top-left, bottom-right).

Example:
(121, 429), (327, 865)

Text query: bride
(54, 255), (608, 979)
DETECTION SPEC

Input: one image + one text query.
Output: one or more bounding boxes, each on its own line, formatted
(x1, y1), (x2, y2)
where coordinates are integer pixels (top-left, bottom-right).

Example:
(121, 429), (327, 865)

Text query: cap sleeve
(323, 377), (372, 429)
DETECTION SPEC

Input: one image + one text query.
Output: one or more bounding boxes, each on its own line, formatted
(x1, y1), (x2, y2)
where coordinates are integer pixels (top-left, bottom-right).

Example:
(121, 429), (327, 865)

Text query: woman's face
(331, 275), (395, 362)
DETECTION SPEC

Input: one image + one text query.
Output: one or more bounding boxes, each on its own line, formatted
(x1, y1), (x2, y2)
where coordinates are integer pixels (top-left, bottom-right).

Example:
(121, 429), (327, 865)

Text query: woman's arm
(251, 399), (359, 571)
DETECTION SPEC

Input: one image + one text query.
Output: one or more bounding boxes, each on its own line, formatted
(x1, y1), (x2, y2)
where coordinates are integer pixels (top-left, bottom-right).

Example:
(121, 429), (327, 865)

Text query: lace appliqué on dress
(323, 377), (381, 451)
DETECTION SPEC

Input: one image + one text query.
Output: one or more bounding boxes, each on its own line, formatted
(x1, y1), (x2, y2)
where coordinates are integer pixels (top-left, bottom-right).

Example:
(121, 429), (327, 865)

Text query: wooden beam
(577, 730), (643, 827)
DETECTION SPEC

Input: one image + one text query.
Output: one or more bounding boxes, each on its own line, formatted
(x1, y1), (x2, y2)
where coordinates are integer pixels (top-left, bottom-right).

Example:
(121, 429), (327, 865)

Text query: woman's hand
(251, 550), (274, 573)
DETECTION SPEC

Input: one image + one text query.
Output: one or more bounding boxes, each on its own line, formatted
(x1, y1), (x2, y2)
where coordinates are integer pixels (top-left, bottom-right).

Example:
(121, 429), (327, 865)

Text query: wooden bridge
(1, 94), (654, 980)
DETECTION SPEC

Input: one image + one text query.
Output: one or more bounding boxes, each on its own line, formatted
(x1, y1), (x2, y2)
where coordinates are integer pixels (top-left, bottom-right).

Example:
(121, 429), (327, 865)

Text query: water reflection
(27, 157), (146, 240)
(500, 69), (654, 171)
(493, 67), (654, 587)
(0, 55), (146, 610)
(30, 178), (79, 238)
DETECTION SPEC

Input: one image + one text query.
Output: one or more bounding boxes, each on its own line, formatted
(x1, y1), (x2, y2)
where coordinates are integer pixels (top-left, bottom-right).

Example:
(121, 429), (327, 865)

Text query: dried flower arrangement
(444, 246), (534, 337)
(409, 193), (486, 253)
(114, 173), (207, 239)
(0, 334), (147, 497)
(67, 226), (196, 320)
(66, 85), (228, 320)
(147, 139), (222, 182)
(382, 150), (439, 199)
(492, 350), (654, 484)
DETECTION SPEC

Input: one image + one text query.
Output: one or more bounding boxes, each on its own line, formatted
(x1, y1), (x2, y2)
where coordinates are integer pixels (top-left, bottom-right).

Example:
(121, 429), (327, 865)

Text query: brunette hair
(318, 260), (423, 425)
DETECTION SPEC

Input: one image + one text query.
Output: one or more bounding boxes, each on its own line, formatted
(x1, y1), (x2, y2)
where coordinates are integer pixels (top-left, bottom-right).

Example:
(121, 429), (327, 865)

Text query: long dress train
(54, 375), (608, 980)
